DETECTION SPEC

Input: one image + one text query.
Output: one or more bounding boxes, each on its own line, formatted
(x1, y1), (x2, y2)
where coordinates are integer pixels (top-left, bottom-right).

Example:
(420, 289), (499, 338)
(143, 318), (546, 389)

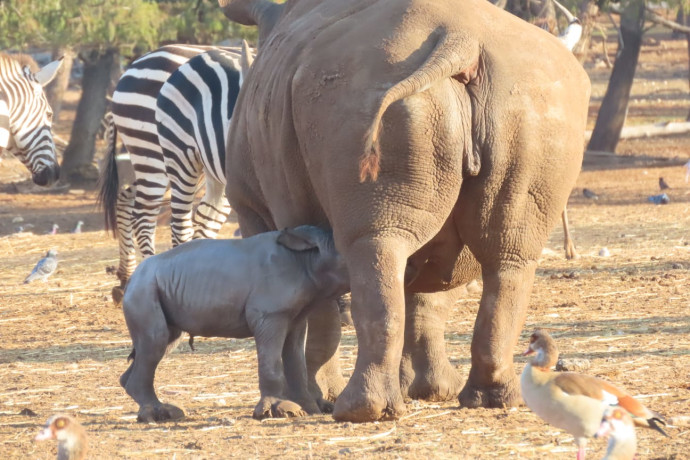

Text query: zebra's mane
(0, 52), (39, 72)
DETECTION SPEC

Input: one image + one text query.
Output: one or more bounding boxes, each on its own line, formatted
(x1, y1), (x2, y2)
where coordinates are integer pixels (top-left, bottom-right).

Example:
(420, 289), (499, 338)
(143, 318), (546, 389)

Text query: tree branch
(610, 4), (690, 34)
(644, 6), (690, 33)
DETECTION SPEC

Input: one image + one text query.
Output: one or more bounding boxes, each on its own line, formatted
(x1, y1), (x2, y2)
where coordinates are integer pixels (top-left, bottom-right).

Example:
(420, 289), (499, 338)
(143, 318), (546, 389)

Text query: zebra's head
(0, 55), (63, 187)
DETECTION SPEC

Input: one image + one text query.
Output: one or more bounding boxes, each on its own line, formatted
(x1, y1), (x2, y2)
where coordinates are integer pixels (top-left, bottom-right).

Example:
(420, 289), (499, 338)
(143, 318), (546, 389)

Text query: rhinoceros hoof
(137, 403), (185, 423)
(111, 286), (124, 306)
(332, 380), (406, 423)
(458, 378), (522, 409)
(403, 364), (463, 402)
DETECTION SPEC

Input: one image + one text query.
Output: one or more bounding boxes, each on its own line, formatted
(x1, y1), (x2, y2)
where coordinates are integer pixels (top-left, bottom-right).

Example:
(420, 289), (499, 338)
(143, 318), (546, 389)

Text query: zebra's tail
(97, 112), (119, 238)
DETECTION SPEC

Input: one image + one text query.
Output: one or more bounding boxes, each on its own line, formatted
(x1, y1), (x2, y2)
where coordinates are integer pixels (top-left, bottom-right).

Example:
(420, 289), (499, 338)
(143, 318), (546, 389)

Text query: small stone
(466, 279), (482, 294)
(556, 358), (591, 372)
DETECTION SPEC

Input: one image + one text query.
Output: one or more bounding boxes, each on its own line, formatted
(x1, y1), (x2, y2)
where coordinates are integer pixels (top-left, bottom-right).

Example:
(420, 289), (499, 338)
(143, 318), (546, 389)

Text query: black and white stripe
(156, 48), (241, 245)
(99, 45), (242, 283)
(0, 54), (62, 186)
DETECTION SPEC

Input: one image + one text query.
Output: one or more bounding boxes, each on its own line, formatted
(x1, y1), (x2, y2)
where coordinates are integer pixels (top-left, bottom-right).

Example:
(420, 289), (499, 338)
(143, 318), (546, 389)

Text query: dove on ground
(658, 177), (671, 190)
(24, 249), (58, 283)
(47, 223), (59, 235)
(648, 193), (670, 205)
(72, 221), (84, 233)
(582, 188), (599, 200)
(684, 160), (690, 183)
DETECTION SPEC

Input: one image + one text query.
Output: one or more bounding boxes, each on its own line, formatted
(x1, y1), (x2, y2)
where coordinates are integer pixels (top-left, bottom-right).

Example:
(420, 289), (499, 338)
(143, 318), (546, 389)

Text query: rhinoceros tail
(97, 112), (119, 238)
(359, 32), (482, 182)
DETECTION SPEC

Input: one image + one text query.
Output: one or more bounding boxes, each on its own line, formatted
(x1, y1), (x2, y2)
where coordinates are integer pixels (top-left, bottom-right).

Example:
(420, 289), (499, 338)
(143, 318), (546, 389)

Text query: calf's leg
(283, 319), (321, 414)
(253, 316), (306, 419)
(122, 297), (184, 422)
(305, 300), (345, 408)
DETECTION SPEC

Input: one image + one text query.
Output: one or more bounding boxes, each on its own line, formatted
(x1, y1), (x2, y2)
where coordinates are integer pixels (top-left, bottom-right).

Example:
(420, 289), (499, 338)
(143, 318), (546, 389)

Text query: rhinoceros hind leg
(400, 288), (466, 402)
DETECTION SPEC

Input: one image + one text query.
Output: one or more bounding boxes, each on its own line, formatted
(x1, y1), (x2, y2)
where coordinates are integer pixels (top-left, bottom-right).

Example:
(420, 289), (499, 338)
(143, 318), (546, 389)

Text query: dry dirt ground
(1, 34), (690, 459)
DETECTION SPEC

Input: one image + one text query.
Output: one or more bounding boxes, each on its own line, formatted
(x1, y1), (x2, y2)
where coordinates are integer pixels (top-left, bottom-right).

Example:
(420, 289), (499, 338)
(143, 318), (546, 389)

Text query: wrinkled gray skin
(120, 225), (350, 422)
(221, 0), (590, 422)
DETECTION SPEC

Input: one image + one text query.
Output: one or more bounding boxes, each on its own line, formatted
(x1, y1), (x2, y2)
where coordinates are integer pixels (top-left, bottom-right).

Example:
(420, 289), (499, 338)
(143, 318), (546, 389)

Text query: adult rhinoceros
(220, 0), (590, 423)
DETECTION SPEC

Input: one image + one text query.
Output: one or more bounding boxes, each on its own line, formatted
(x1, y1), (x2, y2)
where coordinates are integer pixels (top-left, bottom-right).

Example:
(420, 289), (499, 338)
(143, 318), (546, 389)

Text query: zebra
(0, 54), (63, 186)
(155, 48), (244, 246)
(98, 44), (243, 285)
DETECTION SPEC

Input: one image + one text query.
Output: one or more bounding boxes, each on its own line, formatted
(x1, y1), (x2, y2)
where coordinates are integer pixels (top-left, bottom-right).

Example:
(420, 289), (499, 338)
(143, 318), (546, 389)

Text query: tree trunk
(685, 7), (690, 120)
(587, 0), (646, 153)
(60, 49), (119, 183)
(672, 7), (685, 39)
(687, 31), (690, 121)
(572, 0), (600, 63)
(45, 47), (75, 123)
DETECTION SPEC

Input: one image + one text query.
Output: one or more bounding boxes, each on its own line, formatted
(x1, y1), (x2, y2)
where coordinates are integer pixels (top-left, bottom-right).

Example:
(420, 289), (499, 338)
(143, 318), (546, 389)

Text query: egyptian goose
(520, 329), (666, 460)
(596, 407), (637, 460)
(35, 414), (88, 460)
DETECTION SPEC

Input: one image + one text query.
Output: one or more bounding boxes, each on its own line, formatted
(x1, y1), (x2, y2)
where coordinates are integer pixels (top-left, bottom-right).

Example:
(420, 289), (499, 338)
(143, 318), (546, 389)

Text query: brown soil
(1, 33), (689, 460)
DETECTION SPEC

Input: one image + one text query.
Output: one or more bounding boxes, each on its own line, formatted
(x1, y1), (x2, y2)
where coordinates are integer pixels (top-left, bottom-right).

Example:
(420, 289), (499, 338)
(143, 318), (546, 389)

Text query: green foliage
(0, 0), (168, 56)
(159, 0), (257, 44)
(0, 0), (258, 57)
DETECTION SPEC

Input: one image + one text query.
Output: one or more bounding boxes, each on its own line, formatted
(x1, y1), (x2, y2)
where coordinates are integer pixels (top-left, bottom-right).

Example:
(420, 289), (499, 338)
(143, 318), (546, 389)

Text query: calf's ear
(277, 227), (319, 252)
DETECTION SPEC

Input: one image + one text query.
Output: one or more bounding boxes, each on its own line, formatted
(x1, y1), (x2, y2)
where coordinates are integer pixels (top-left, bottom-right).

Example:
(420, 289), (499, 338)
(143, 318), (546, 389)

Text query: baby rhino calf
(120, 226), (349, 423)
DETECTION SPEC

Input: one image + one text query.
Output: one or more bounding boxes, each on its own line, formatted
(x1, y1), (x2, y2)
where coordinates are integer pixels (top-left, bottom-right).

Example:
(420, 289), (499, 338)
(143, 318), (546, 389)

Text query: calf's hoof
(137, 403), (185, 423)
(253, 397), (308, 420)
(111, 286), (124, 306)
(458, 378), (522, 409)
(317, 398), (334, 414)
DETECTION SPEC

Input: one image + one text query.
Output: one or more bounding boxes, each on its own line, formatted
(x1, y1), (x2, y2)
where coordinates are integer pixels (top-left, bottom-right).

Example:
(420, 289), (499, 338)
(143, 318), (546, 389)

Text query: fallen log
(584, 121), (690, 141)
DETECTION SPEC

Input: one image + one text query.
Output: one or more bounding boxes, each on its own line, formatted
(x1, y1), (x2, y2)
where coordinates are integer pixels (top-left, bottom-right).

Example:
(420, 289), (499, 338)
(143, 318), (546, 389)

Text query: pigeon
(47, 223), (59, 235)
(582, 188), (599, 200)
(658, 177), (671, 190)
(72, 221), (84, 233)
(684, 160), (690, 183)
(648, 193), (670, 205)
(35, 414), (88, 460)
(24, 249), (58, 284)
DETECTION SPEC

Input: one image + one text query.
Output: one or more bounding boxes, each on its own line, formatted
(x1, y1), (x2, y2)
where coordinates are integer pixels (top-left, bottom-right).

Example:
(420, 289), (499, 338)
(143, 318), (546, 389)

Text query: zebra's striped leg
(193, 177), (231, 240)
(116, 186), (137, 283)
(165, 156), (203, 247)
(131, 177), (167, 258)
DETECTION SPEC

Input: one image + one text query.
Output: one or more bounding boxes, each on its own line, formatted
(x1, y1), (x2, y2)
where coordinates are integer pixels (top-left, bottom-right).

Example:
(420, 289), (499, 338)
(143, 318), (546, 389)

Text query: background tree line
(0, 0), (689, 184)
(0, 0), (256, 182)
